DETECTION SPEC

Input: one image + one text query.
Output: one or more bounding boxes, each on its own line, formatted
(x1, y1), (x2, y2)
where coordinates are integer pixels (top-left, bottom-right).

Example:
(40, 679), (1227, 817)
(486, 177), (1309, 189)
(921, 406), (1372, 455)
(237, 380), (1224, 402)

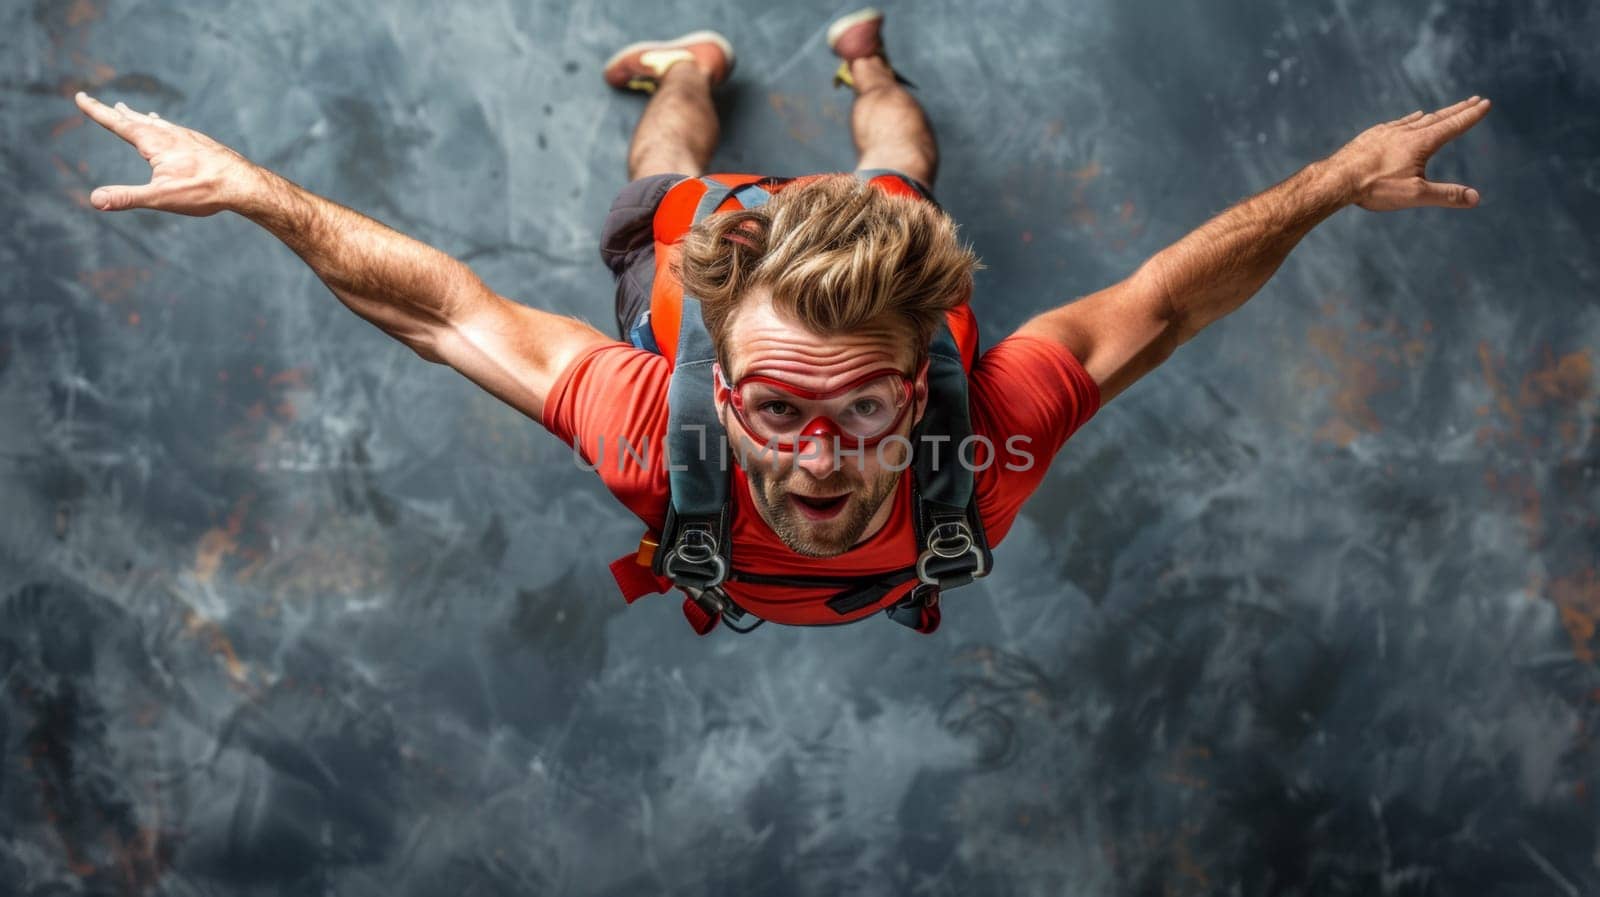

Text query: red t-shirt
(543, 332), (1100, 625)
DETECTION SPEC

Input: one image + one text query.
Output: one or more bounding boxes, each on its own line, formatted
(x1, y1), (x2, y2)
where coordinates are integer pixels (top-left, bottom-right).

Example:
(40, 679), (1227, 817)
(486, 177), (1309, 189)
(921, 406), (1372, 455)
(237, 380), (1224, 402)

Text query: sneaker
(602, 30), (735, 94)
(826, 7), (886, 62)
(825, 8), (911, 89)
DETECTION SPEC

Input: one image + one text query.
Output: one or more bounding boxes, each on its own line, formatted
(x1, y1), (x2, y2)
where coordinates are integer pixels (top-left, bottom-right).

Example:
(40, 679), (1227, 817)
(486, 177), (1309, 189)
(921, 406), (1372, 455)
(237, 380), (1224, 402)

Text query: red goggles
(714, 362), (923, 452)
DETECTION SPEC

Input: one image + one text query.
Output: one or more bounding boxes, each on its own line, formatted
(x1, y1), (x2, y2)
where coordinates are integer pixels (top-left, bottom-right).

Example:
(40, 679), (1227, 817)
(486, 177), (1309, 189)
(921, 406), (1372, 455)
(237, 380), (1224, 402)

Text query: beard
(743, 458), (903, 558)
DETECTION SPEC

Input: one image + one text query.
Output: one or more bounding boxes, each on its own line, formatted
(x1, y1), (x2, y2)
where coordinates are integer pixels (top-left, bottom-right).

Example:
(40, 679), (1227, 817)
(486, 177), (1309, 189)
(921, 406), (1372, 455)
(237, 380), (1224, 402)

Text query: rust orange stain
(132, 701), (161, 727)
(1301, 298), (1448, 447)
(1067, 160), (1102, 213)
(1559, 418), (1579, 447)
(1475, 346), (1577, 602)
(267, 367), (309, 387)
(66, 0), (102, 27)
(194, 492), (254, 583)
(65, 50), (114, 87)
(1522, 348), (1592, 406)
(1549, 567), (1600, 664)
(1473, 345), (1593, 592)
(235, 547), (268, 583)
(78, 266), (150, 303)
(1484, 469), (1543, 546)
(183, 608), (248, 681)
(50, 115), (85, 139)
(107, 825), (169, 892)
(1476, 341), (1520, 436)
(1306, 323), (1388, 446)
(1163, 743), (1212, 789)
(766, 92), (820, 143)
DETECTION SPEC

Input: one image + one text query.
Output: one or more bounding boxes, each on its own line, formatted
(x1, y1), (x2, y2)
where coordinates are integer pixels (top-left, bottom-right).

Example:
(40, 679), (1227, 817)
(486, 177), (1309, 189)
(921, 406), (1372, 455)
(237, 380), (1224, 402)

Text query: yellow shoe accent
(639, 48), (695, 77)
(833, 54), (909, 90)
(833, 60), (854, 89)
(626, 78), (659, 94)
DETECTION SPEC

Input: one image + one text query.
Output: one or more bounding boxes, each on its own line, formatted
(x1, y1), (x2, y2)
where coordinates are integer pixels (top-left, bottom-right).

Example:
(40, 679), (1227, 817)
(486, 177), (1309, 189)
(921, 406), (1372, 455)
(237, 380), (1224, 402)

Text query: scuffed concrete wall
(2, 0), (1597, 893)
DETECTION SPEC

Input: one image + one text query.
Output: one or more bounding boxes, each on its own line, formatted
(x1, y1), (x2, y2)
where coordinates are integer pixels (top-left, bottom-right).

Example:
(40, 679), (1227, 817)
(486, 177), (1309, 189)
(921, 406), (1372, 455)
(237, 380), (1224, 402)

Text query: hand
(74, 92), (262, 216)
(1328, 96), (1491, 212)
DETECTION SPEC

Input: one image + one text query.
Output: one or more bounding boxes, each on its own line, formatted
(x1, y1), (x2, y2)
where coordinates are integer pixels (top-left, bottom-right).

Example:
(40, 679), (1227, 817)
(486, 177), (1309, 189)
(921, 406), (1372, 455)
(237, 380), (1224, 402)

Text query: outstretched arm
(73, 92), (611, 425)
(1016, 95), (1491, 405)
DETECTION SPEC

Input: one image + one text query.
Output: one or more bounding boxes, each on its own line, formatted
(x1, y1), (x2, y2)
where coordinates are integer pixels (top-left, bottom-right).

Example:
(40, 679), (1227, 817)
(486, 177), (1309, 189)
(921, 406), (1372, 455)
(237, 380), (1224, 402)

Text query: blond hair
(675, 175), (979, 371)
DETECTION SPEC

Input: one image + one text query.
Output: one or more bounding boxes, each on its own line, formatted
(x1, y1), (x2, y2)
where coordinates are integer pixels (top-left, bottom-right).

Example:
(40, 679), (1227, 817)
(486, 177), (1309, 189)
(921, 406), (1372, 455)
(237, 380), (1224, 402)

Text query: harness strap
(610, 553), (671, 604)
(655, 175), (787, 633)
(727, 566), (919, 589)
(730, 565), (923, 616)
(898, 319), (992, 633)
(885, 584), (943, 634)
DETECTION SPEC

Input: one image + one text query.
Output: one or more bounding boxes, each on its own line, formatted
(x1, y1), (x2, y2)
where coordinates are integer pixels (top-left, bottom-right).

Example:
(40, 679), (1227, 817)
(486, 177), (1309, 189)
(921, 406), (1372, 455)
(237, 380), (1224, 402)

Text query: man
(72, 9), (1489, 634)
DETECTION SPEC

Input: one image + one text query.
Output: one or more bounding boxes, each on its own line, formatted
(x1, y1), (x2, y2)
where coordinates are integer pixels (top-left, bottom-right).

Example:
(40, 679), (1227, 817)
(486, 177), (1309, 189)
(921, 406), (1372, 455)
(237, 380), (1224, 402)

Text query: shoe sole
(603, 30), (736, 80)
(826, 7), (884, 50)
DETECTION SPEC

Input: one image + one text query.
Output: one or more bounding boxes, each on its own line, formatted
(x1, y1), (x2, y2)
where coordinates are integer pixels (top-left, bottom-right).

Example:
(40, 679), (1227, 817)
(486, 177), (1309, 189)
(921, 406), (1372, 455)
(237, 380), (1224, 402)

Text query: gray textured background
(3, 0), (1599, 894)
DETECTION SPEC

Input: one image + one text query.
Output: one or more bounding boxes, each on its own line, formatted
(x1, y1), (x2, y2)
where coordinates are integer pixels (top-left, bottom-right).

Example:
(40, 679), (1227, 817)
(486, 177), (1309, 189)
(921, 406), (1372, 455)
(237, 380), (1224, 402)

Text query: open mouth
(789, 492), (849, 520)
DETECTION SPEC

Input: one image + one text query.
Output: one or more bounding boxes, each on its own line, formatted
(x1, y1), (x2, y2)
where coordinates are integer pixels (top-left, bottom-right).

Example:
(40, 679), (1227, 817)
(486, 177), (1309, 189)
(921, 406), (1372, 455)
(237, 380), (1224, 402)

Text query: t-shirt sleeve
(967, 332), (1102, 546)
(543, 341), (672, 532)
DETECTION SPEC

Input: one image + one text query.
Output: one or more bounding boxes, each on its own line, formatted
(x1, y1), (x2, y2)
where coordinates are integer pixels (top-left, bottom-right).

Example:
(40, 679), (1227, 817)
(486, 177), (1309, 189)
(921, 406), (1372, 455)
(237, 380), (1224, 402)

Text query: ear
(910, 355), (931, 428)
(712, 361), (731, 416)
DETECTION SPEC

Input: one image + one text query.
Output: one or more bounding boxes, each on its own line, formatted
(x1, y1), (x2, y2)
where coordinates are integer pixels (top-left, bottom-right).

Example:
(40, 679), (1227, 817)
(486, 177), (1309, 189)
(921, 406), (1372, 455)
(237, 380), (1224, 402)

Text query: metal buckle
(684, 584), (731, 616)
(927, 521), (974, 559)
(662, 525), (727, 588)
(685, 585), (762, 632)
(906, 582), (940, 608)
(664, 552), (727, 589)
(916, 520), (987, 586)
(674, 525), (719, 565)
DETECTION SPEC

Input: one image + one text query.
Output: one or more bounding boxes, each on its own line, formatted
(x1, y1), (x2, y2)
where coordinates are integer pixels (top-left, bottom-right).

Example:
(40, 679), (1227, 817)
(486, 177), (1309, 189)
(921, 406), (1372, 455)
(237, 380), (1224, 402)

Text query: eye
(756, 400), (798, 417)
(849, 399), (884, 417)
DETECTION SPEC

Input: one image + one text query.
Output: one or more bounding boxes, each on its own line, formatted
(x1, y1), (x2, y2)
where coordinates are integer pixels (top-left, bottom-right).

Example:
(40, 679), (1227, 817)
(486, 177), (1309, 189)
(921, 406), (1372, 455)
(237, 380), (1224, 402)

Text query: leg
(846, 56), (939, 189)
(627, 63), (720, 180)
(827, 10), (939, 188)
(603, 31), (734, 179)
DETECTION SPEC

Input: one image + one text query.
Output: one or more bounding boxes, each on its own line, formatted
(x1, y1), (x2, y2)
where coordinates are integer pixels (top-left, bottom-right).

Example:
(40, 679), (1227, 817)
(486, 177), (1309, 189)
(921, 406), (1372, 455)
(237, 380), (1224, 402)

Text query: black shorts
(598, 172), (687, 342)
(597, 170), (935, 344)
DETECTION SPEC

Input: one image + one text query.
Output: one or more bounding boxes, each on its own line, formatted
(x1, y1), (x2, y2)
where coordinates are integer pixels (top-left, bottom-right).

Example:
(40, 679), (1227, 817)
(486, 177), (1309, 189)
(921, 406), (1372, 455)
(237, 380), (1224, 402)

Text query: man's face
(714, 289), (928, 558)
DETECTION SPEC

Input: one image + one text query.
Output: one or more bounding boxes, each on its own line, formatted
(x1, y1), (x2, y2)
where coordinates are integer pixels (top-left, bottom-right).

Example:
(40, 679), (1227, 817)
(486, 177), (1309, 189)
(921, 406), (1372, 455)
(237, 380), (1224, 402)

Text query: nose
(796, 416), (842, 478)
